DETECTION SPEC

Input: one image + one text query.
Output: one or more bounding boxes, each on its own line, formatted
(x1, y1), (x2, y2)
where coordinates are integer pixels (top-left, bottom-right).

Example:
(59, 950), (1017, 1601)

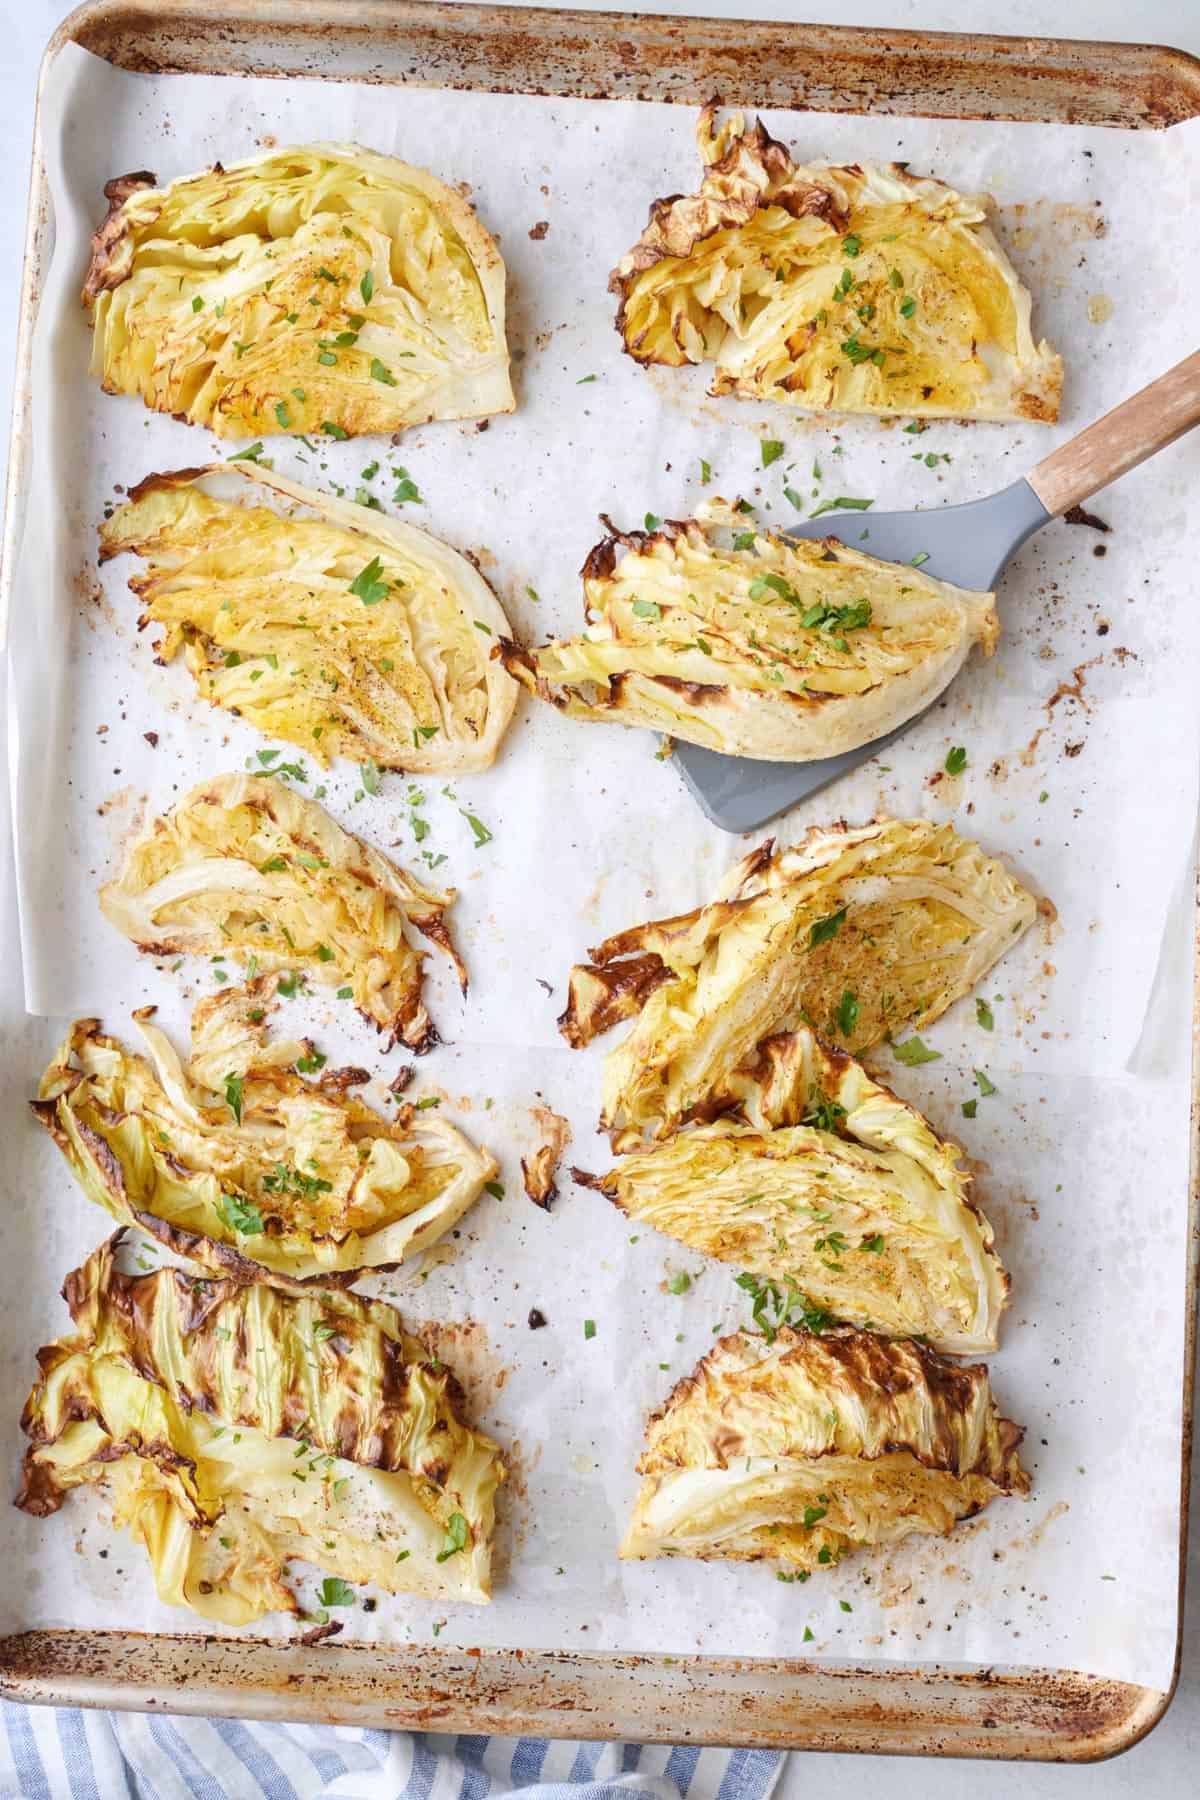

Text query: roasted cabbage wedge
(562, 819), (1037, 1146)
(99, 773), (463, 1052)
(33, 994), (497, 1287)
(84, 144), (513, 437)
(611, 107), (1062, 422)
(590, 1028), (1006, 1353)
(17, 1237), (505, 1621)
(99, 464), (516, 774)
(499, 508), (995, 761)
(622, 1325), (1028, 1569)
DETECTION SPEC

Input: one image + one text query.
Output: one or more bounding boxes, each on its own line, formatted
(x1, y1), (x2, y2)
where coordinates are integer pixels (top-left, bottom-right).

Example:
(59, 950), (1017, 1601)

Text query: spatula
(674, 349), (1200, 833)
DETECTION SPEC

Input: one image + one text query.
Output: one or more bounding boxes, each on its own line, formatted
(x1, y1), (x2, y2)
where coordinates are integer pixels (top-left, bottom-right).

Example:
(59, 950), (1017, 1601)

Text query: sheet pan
(0, 1), (1197, 1760)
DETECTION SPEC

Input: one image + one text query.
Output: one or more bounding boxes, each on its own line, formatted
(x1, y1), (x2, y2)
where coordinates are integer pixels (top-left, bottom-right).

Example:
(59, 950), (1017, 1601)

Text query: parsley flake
(808, 907), (847, 950)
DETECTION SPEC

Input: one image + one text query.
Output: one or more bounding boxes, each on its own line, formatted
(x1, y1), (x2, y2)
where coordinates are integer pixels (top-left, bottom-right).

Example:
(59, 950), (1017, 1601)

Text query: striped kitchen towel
(0, 1707), (786, 1800)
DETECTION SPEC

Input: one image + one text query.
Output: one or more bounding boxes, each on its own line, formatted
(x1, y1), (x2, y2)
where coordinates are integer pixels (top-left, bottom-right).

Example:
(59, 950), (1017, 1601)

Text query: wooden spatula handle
(1026, 349), (1200, 517)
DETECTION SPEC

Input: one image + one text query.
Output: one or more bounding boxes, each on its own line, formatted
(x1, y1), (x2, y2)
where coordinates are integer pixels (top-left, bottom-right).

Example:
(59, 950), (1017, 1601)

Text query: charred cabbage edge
(100, 463), (517, 775)
(622, 1325), (1027, 1570)
(84, 143), (513, 438)
(17, 1236), (505, 1621)
(500, 506), (996, 761)
(611, 107), (1061, 423)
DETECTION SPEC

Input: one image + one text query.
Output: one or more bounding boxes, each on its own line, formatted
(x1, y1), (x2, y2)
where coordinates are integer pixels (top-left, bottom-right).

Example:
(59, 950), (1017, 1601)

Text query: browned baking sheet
(0, 0), (1197, 1758)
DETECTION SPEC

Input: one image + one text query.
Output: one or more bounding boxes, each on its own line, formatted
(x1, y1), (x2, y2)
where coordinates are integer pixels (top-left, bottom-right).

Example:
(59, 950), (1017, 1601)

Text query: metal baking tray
(1, 0), (1197, 1760)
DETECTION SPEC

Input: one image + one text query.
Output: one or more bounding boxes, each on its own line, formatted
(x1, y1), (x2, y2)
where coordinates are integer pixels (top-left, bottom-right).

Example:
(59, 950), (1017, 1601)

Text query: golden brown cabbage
(99, 773), (463, 1052)
(17, 1237), (505, 1621)
(500, 508), (995, 760)
(562, 819), (1037, 1146)
(33, 993), (498, 1286)
(622, 1325), (1028, 1570)
(84, 144), (513, 438)
(589, 1028), (1006, 1353)
(99, 464), (517, 775)
(612, 107), (1061, 421)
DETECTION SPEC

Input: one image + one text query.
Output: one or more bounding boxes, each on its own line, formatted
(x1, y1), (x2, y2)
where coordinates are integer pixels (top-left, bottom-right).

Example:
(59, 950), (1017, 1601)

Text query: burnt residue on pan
(67, 7), (1200, 130)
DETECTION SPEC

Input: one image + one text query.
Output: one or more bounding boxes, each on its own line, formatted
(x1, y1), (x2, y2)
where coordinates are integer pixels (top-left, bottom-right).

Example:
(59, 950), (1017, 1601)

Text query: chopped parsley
(484, 1180), (505, 1201)
(318, 1577), (355, 1607)
(321, 422), (349, 439)
(370, 357), (396, 386)
(667, 1271), (691, 1295)
(350, 556), (390, 606)
(274, 401), (292, 429)
(644, 512), (661, 532)
(217, 1194), (264, 1236)
(840, 336), (884, 367)
(842, 234), (862, 258)
(436, 1512), (470, 1563)
(976, 998), (994, 1031)
(891, 1035), (942, 1066)
(264, 1162), (333, 1200)
(392, 470), (422, 504)
(910, 551), (931, 567)
(576, 373), (597, 384)
(760, 439), (785, 468)
(583, 1318), (597, 1340)
(362, 757), (382, 796)
(961, 1099), (978, 1119)
(808, 907), (847, 950)
(700, 458), (712, 485)
(861, 1234), (885, 1254)
(360, 270), (375, 305)
(945, 745), (967, 775)
(732, 531), (758, 552)
(835, 989), (860, 1038)
(784, 486), (805, 511)
(974, 1068), (998, 1097)
(899, 295), (918, 319)
(223, 1073), (243, 1125)
(749, 572), (799, 607)
(809, 495), (874, 518)
(632, 597), (661, 621)
(802, 1097), (846, 1134)
(735, 1272), (832, 1343)
(227, 442), (266, 463)
(800, 596), (872, 647)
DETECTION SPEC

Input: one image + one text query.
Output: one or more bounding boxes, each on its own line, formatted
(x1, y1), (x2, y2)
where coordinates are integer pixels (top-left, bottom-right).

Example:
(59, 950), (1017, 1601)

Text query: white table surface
(0, 1), (1196, 1791)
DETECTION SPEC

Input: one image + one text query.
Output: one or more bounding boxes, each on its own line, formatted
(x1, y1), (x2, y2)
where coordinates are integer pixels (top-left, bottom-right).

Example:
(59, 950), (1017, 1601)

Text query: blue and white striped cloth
(0, 1708), (785, 1800)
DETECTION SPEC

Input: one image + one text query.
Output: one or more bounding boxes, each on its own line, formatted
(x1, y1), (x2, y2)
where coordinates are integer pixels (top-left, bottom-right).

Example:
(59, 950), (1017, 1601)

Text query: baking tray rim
(0, 0), (1196, 1761)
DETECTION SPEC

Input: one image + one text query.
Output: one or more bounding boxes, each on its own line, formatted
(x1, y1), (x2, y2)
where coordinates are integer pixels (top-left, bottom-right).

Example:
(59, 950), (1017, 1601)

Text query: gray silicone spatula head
(671, 349), (1200, 834)
(672, 476), (1051, 834)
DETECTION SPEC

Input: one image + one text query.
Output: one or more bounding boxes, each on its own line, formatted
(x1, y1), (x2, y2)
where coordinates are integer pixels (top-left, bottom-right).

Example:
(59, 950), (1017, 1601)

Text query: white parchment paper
(1, 40), (1197, 1691)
